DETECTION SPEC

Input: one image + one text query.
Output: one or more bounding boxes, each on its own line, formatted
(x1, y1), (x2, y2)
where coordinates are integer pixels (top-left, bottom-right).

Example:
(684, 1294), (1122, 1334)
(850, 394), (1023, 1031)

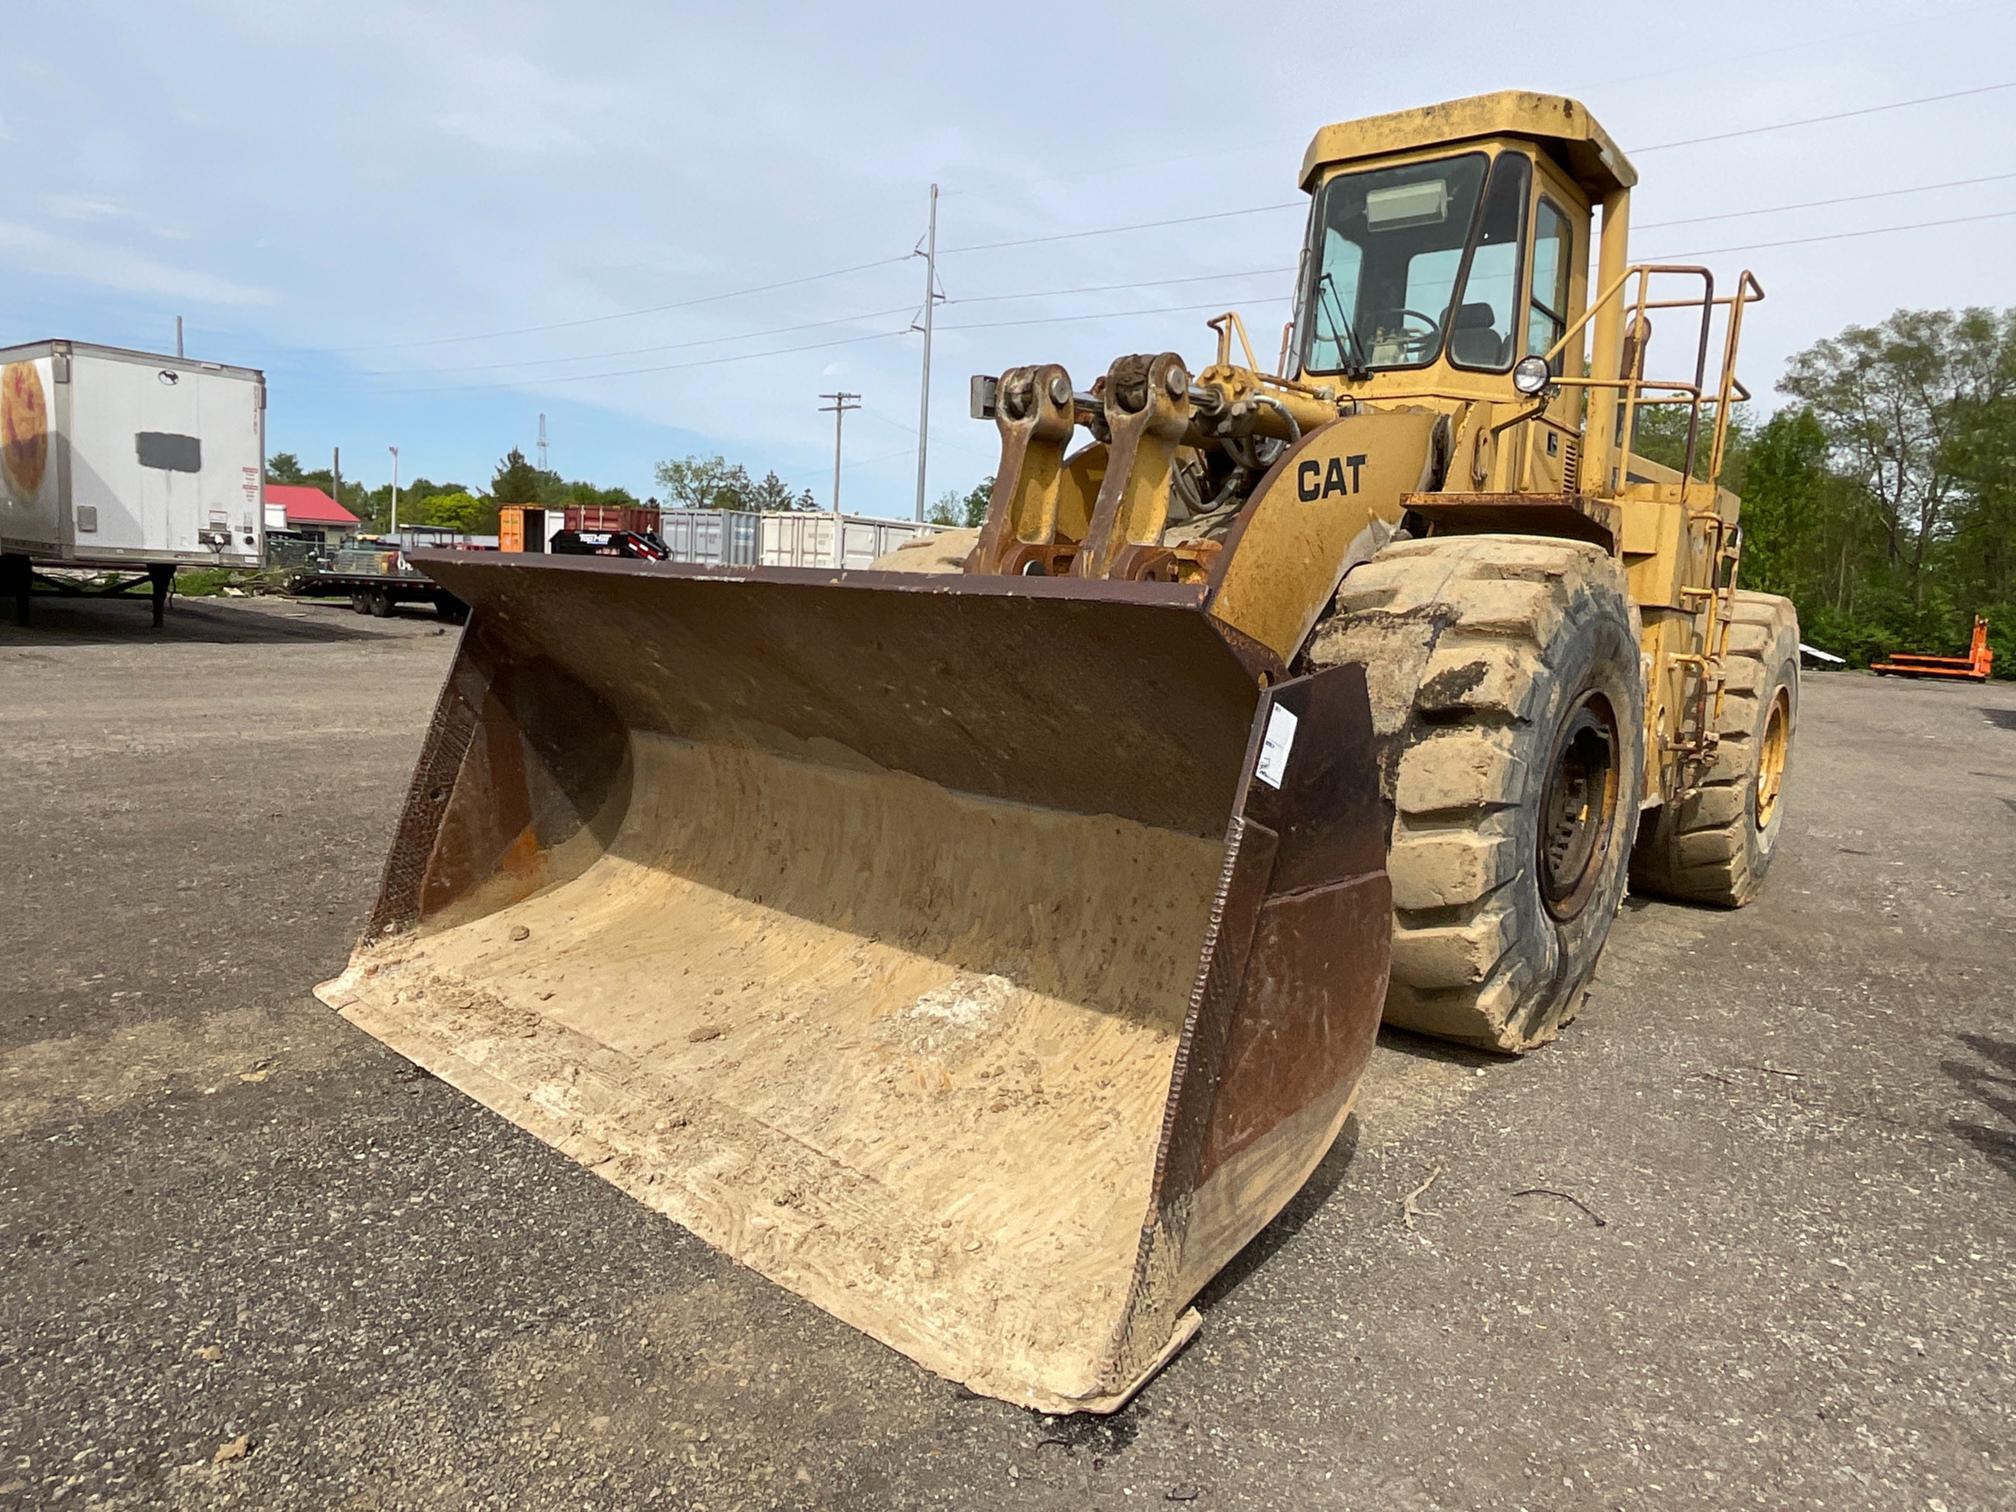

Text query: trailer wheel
(1630, 591), (1799, 907)
(349, 590), (369, 614)
(367, 588), (393, 618)
(1307, 535), (1645, 1052)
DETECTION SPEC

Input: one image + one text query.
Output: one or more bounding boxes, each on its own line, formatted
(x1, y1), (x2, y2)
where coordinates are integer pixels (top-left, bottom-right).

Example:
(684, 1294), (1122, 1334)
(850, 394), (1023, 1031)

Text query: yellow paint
(965, 90), (1766, 808)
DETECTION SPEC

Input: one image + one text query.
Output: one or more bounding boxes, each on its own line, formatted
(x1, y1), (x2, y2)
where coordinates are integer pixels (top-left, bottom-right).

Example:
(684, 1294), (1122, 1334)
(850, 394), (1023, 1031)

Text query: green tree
(267, 451), (304, 484)
(961, 476), (994, 528)
(411, 490), (490, 533)
(749, 470), (800, 511)
(492, 447), (545, 504)
(654, 453), (754, 511)
(927, 478), (993, 527)
(1782, 307), (2016, 592)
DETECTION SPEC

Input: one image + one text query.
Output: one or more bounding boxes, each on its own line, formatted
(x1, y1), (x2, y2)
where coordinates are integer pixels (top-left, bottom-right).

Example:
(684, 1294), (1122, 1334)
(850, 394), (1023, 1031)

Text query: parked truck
(0, 340), (264, 626)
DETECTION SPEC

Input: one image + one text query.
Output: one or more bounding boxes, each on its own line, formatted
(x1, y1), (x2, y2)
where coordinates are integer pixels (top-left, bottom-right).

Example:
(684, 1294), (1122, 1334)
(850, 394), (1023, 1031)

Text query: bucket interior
(322, 559), (1268, 1407)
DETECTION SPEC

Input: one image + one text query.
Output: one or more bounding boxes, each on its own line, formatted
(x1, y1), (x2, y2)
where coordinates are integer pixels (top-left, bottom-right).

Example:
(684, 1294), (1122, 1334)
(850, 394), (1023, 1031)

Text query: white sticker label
(1255, 703), (1298, 790)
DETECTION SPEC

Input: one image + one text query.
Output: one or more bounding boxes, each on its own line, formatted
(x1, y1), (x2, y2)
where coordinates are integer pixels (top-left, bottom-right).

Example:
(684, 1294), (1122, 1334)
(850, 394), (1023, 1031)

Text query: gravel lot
(3, 593), (2013, 1509)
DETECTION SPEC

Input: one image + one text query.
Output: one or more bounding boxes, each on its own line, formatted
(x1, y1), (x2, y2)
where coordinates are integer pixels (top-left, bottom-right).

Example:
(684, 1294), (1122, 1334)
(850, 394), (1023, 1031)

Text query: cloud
(41, 194), (129, 222)
(0, 222), (277, 307)
(434, 108), (585, 156)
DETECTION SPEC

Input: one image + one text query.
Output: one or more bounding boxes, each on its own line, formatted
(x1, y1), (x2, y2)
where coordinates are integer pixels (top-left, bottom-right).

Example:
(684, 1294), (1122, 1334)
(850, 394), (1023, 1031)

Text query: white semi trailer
(0, 340), (264, 626)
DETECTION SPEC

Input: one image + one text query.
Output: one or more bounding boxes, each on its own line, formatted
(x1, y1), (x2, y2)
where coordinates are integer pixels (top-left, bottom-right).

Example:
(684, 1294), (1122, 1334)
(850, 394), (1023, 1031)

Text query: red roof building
(264, 483), (360, 542)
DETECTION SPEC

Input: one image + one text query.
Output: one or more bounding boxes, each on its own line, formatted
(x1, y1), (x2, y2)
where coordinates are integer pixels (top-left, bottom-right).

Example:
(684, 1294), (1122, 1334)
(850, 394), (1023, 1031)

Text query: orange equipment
(1871, 616), (1995, 681)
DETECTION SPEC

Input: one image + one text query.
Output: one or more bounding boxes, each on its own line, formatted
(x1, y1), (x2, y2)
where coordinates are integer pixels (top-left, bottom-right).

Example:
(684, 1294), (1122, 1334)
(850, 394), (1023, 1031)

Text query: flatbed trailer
(290, 545), (468, 622)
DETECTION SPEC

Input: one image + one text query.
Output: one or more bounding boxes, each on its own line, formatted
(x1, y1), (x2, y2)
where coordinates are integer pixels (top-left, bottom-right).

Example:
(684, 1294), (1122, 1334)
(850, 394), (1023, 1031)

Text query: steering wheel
(1369, 307), (1444, 362)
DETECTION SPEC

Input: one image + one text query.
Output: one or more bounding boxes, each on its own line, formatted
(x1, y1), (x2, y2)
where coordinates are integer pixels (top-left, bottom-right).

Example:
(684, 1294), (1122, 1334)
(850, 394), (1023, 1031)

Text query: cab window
(1301, 153), (1489, 374)
(1528, 198), (1573, 366)
(1446, 153), (1529, 371)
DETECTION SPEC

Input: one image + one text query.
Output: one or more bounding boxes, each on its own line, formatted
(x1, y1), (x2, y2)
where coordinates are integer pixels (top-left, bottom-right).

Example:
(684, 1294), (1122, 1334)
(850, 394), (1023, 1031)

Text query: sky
(4, 0), (2013, 516)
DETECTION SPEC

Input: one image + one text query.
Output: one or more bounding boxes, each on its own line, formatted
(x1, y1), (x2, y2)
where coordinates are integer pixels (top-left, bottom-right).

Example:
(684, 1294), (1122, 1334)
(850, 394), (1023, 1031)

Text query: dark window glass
(1301, 153), (1488, 374)
(1528, 198), (1573, 367)
(1446, 154), (1530, 372)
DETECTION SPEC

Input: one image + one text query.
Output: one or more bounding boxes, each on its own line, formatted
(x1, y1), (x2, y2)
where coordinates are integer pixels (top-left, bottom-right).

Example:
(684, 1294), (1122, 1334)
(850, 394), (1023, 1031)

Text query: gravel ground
(2, 593), (2012, 1510)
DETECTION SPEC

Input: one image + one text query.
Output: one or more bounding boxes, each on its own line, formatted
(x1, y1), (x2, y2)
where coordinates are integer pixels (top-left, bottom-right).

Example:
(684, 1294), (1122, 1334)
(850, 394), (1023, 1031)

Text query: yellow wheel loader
(319, 90), (1797, 1413)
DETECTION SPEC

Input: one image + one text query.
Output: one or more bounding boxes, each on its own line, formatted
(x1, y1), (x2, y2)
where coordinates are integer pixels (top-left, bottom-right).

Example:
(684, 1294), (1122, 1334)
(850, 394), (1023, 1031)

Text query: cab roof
(1300, 90), (1636, 197)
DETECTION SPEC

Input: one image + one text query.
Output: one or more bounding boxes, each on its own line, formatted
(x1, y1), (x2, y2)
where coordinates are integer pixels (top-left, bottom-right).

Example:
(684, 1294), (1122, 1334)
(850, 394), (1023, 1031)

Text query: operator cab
(1294, 92), (1633, 400)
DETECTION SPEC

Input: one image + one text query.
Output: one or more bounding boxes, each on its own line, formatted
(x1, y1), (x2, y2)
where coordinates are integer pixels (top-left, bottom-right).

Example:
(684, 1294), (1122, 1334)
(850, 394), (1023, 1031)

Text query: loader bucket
(315, 552), (1389, 1413)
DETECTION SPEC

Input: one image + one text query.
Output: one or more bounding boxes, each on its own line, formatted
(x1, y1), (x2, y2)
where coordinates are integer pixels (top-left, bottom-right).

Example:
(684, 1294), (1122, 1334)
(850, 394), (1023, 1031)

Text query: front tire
(1630, 591), (1798, 906)
(1309, 535), (1645, 1052)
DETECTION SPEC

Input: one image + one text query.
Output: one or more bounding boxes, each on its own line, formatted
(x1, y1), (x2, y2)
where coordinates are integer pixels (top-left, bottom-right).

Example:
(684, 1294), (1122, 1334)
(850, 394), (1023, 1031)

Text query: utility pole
(818, 391), (860, 517)
(332, 446), (342, 521)
(388, 445), (400, 535)
(174, 316), (184, 360)
(537, 412), (549, 474)
(911, 183), (942, 522)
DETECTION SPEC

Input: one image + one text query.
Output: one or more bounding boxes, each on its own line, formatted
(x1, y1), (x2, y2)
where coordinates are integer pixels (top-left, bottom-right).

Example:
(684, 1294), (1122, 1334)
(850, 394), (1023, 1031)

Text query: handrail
(1539, 263), (1765, 498)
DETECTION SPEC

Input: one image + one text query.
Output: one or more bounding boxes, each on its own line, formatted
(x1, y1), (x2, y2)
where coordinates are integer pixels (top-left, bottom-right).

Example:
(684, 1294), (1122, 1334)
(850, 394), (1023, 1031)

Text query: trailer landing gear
(0, 556), (179, 628)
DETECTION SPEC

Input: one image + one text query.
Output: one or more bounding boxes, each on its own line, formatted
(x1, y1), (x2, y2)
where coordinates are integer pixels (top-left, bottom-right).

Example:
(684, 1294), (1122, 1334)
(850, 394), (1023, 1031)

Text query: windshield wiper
(1315, 271), (1371, 380)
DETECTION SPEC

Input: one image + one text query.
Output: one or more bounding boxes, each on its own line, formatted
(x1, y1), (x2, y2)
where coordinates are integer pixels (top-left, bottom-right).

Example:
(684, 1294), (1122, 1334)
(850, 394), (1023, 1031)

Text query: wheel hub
(1755, 687), (1790, 828)
(1538, 692), (1622, 921)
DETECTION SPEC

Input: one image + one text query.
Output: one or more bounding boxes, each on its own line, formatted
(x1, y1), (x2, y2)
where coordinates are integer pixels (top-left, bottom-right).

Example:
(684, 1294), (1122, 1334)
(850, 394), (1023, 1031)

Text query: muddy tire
(367, 589), (393, 618)
(1630, 591), (1798, 907)
(1307, 535), (1645, 1052)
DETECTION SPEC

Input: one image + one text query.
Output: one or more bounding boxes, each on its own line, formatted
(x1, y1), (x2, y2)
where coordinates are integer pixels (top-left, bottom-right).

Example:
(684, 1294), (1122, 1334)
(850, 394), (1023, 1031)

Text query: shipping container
(564, 503), (659, 537)
(0, 340), (264, 569)
(758, 512), (944, 570)
(498, 503), (564, 554)
(659, 509), (759, 566)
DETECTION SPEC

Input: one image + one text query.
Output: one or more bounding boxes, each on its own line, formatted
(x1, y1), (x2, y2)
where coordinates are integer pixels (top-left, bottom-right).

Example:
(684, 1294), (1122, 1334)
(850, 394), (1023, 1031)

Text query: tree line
(1636, 306), (2014, 675)
(268, 447), (644, 536)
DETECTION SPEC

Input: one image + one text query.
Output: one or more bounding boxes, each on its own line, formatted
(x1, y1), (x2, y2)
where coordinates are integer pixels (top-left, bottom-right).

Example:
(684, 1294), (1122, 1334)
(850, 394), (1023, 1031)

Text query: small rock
(213, 1435), (251, 1464)
(195, 1346), (222, 1363)
(686, 1026), (723, 1043)
(509, 925), (532, 942)
(587, 1414), (612, 1435)
(238, 1070), (270, 1084)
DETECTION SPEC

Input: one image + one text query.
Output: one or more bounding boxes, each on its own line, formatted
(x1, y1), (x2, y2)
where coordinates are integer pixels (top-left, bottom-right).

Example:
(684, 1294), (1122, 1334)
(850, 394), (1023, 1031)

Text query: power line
(954, 265), (1297, 306)
(938, 294), (1292, 333)
(1637, 171), (2016, 229)
(1648, 207), (2016, 259)
(939, 202), (1301, 255)
(360, 304), (919, 377)
(1632, 80), (2016, 153)
(330, 253), (913, 353)
(341, 268), (1300, 383)
(338, 328), (906, 395)
(933, 85), (2016, 259)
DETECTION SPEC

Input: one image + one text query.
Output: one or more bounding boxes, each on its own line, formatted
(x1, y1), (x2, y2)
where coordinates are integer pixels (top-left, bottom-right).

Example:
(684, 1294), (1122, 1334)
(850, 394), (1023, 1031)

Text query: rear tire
(350, 590), (369, 614)
(1308, 535), (1645, 1052)
(367, 589), (393, 618)
(1630, 591), (1798, 906)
